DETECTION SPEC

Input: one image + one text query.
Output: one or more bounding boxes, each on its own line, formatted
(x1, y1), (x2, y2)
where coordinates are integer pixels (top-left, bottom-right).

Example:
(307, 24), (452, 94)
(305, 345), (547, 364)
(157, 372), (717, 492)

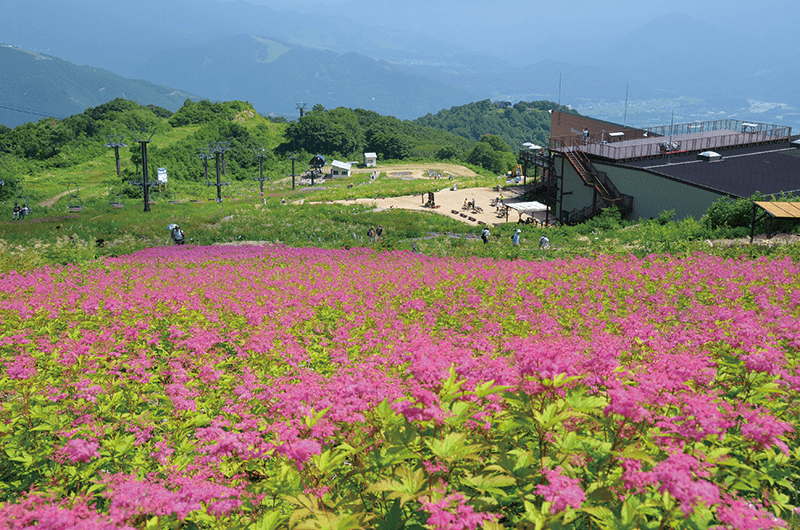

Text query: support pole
(214, 151), (222, 202)
(104, 135), (127, 181)
(288, 152), (297, 190)
(130, 128), (156, 212)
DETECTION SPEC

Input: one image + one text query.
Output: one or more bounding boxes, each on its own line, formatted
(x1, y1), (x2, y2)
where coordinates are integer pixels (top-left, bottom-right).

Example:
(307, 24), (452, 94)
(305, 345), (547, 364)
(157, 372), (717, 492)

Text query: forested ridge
(0, 97), (569, 199)
(413, 99), (578, 151)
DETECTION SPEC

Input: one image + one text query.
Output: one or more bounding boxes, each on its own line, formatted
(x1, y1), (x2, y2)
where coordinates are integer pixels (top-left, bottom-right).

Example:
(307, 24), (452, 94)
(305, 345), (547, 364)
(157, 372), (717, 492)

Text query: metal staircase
(564, 149), (633, 224)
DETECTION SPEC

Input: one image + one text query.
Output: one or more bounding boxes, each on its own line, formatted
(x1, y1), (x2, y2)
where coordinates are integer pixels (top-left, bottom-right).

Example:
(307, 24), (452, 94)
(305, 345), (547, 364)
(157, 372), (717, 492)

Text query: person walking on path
(512, 229), (521, 247)
(376, 225), (383, 241)
(367, 226), (375, 244)
(481, 227), (490, 244)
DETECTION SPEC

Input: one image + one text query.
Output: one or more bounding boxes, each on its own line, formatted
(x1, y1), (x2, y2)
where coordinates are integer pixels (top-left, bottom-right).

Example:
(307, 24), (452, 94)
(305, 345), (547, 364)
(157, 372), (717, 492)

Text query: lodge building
(522, 110), (799, 223)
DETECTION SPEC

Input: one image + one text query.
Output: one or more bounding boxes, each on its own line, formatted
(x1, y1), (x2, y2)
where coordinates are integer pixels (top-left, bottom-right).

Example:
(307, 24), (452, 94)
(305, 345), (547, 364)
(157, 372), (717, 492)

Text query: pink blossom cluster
(0, 245), (797, 527)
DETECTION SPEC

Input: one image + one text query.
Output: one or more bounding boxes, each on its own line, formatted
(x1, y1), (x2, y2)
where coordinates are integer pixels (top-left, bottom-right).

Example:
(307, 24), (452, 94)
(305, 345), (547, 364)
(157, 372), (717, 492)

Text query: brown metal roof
(754, 201), (800, 218)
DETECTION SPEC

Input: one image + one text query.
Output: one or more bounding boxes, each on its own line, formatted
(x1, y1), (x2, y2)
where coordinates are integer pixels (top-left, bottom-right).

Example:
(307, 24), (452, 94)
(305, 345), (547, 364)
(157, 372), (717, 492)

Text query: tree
(467, 142), (497, 171)
(286, 107), (363, 157)
(480, 134), (511, 152)
(370, 132), (413, 160)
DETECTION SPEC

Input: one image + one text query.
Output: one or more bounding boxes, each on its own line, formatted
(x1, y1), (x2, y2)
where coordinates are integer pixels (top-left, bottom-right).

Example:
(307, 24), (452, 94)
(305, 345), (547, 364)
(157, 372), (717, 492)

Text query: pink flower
(651, 452), (719, 516)
(535, 467), (585, 513)
(419, 489), (497, 530)
(604, 385), (651, 423)
(739, 408), (793, 455)
(276, 439), (321, 469)
(716, 495), (787, 529)
(55, 438), (101, 464)
(5, 354), (37, 380)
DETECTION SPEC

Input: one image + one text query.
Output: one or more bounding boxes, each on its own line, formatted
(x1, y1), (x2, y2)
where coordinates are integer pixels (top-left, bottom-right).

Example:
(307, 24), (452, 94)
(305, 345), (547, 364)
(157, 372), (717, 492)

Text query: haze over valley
(1, 0), (797, 130)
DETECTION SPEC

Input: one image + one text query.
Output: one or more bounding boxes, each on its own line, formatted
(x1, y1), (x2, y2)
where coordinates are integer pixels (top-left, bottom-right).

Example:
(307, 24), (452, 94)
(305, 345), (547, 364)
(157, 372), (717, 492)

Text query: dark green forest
(0, 98), (565, 195)
(413, 99), (578, 151)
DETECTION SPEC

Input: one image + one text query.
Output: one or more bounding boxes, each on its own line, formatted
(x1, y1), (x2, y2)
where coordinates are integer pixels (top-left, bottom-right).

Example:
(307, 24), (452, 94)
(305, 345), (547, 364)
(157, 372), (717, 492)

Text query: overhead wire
(0, 103), (65, 120)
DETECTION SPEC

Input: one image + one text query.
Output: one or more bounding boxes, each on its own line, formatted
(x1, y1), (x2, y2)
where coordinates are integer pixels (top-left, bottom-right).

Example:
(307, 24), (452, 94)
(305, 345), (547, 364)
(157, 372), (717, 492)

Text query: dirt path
(37, 190), (73, 208)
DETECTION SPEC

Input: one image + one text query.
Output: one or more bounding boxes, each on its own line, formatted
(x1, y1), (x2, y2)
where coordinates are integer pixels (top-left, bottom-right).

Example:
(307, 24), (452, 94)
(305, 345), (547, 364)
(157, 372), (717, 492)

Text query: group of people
(11, 203), (29, 221)
(480, 226), (550, 249)
(480, 227), (521, 246)
(367, 225), (384, 243)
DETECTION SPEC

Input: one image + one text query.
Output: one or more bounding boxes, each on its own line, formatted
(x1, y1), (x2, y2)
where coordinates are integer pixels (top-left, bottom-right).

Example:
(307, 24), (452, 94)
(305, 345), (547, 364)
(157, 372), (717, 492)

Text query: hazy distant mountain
(133, 35), (481, 120)
(0, 45), (200, 128)
(2, 0), (798, 129)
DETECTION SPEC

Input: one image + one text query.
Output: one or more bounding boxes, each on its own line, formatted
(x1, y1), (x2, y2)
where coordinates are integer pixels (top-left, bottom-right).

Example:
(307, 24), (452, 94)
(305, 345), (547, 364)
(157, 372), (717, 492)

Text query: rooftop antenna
(558, 73), (562, 107)
(623, 83), (629, 128)
(296, 102), (308, 118)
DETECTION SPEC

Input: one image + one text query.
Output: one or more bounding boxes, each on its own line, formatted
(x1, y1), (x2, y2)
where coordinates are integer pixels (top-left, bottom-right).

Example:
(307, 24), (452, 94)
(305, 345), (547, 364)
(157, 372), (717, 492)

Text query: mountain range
(1, 0), (798, 130)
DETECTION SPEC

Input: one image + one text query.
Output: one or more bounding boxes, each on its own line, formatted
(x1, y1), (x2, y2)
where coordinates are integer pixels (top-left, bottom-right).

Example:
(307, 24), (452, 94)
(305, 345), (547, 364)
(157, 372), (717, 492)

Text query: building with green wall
(543, 111), (797, 223)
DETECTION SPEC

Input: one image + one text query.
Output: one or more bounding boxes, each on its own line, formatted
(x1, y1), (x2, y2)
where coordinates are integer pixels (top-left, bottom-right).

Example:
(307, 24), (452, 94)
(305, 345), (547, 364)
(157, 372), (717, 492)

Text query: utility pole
(296, 102), (308, 118)
(288, 152), (298, 190)
(253, 148), (269, 196)
(104, 135), (127, 181)
(130, 127), (156, 212)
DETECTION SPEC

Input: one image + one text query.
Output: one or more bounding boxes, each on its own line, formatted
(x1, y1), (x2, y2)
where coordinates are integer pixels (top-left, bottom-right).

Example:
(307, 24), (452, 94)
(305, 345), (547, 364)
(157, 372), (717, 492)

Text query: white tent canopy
(505, 201), (549, 217)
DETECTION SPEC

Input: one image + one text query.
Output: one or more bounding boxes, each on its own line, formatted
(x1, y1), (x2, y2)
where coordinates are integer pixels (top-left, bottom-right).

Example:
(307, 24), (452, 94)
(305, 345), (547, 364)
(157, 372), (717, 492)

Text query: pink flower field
(0, 245), (798, 529)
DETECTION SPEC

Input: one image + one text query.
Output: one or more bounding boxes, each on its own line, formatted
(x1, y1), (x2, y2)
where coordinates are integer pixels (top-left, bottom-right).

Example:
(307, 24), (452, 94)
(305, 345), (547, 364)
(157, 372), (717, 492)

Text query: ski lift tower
(296, 102), (308, 118)
(287, 152), (299, 190)
(198, 148), (213, 187)
(104, 135), (127, 181)
(130, 127), (156, 212)
(253, 148), (269, 196)
(208, 142), (231, 202)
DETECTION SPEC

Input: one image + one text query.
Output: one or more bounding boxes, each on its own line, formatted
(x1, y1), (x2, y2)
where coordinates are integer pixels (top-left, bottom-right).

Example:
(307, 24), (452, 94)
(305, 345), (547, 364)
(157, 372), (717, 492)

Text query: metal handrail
(549, 119), (791, 161)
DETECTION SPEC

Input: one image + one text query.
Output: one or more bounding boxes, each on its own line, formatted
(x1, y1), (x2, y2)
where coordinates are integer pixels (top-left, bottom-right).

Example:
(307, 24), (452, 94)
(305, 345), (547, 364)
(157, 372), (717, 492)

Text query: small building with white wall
(364, 152), (377, 167)
(330, 160), (352, 177)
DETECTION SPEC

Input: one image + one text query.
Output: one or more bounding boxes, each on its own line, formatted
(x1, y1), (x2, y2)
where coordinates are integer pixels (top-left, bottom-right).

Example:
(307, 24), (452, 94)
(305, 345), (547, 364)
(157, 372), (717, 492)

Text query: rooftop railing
(549, 119), (792, 161)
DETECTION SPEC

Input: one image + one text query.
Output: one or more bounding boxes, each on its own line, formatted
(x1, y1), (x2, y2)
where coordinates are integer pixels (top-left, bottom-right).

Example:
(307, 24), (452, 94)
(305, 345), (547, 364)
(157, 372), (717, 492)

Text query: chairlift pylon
(67, 182), (82, 213)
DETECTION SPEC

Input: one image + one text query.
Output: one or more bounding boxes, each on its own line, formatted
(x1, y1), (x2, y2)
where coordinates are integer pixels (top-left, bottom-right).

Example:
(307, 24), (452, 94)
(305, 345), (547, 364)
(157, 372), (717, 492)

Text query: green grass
(2, 152), (799, 274)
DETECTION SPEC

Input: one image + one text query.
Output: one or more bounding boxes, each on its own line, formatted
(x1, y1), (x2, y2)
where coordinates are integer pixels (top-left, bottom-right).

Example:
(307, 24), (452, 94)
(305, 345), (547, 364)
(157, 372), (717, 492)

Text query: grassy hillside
(1, 97), (797, 274)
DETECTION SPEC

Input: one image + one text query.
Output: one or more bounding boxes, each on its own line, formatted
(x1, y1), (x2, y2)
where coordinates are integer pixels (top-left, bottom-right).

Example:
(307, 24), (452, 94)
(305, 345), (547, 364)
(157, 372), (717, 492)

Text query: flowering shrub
(0, 245), (798, 529)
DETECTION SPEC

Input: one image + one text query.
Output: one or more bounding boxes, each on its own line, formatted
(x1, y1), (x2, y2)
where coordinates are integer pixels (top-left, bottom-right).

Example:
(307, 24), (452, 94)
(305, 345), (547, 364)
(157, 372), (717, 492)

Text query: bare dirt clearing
(351, 163), (480, 180)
